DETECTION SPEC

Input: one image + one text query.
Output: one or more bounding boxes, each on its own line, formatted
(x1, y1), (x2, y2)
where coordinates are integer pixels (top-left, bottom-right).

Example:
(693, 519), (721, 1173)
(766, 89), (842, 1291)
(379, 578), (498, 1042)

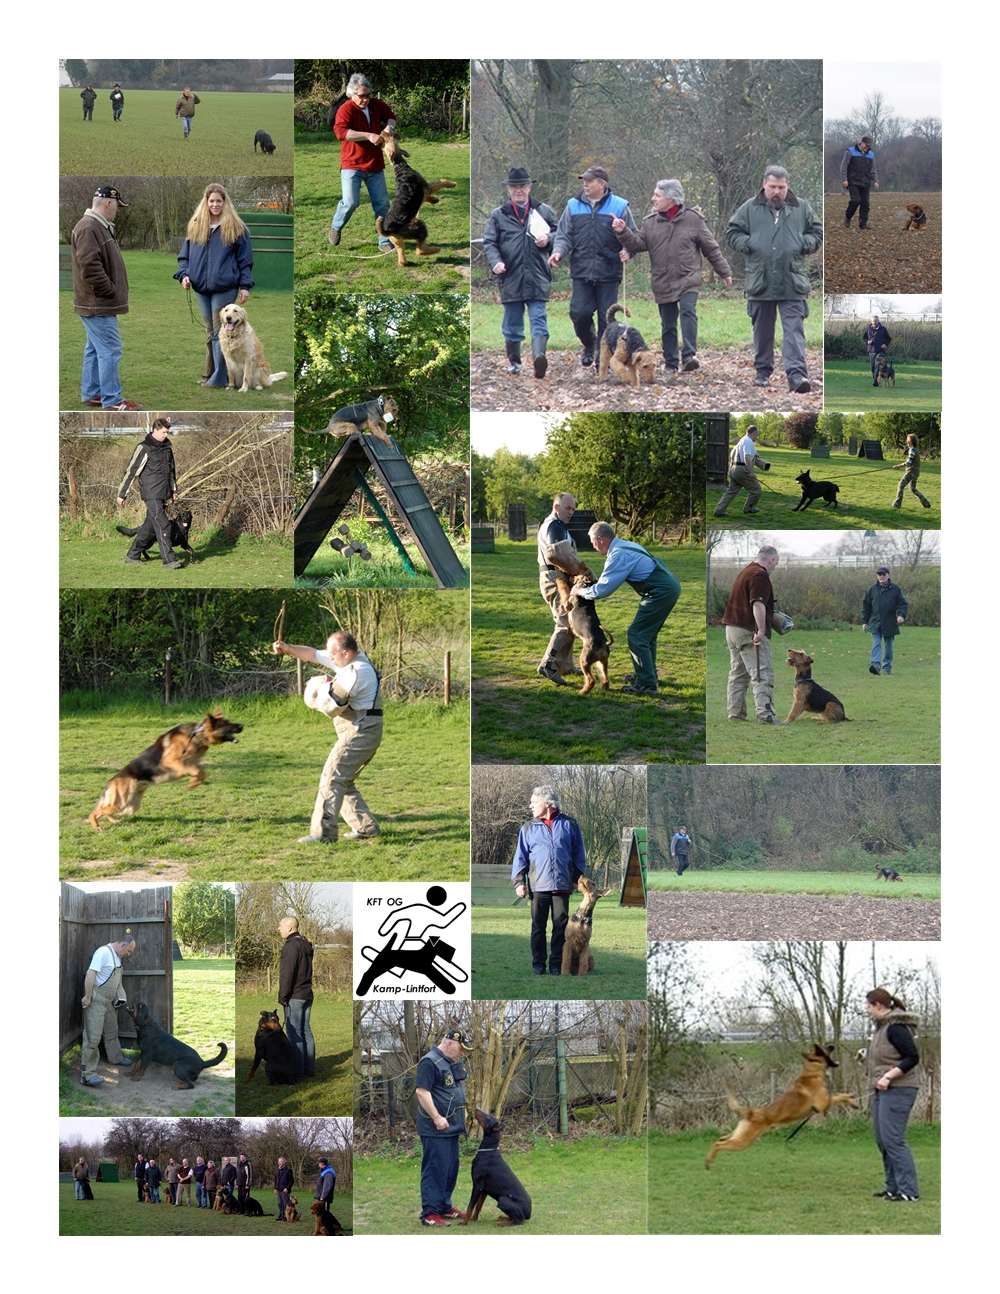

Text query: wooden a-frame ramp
(294, 432), (465, 588)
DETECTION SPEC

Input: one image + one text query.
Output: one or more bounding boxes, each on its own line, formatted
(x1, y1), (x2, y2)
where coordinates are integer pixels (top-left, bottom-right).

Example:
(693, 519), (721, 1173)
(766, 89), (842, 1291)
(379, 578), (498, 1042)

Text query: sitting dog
(117, 509), (195, 560)
(599, 305), (657, 386)
(561, 876), (612, 976)
(377, 133), (457, 266)
(792, 470), (840, 511)
(89, 711), (244, 830)
(243, 1196), (267, 1217)
(319, 395), (398, 448)
(875, 354), (896, 387)
(222, 1188), (241, 1215)
(705, 1044), (860, 1166)
(784, 649), (851, 723)
(875, 865), (904, 882)
(124, 1001), (227, 1089)
(904, 204), (927, 231)
(253, 129), (276, 154)
(311, 1200), (346, 1235)
(217, 304), (288, 392)
(212, 1189), (228, 1212)
(460, 1109), (532, 1227)
(245, 1010), (299, 1085)
(142, 1181), (151, 1203)
(284, 1196), (300, 1223)
(555, 572), (613, 694)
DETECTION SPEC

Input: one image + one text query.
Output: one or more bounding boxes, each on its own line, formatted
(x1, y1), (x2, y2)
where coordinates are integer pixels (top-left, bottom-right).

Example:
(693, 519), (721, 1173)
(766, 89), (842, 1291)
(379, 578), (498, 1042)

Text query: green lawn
(298, 529), (470, 589)
(235, 993), (353, 1117)
(471, 901), (647, 999)
(60, 1179), (353, 1234)
(60, 251), (293, 412)
(649, 1123), (939, 1234)
(59, 958), (235, 1116)
(823, 360), (942, 412)
(60, 520), (292, 588)
(647, 870), (940, 899)
(295, 133), (470, 294)
(708, 445), (940, 529)
(472, 540), (705, 764)
(355, 1135), (646, 1234)
(60, 88), (294, 176)
(61, 694), (470, 880)
(706, 626), (940, 764)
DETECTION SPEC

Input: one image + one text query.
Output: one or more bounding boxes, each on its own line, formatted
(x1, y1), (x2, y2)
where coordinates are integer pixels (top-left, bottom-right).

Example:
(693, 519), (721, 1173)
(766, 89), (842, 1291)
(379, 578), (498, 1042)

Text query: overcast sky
(828, 294), (941, 318)
(711, 529), (867, 559)
(825, 62), (941, 122)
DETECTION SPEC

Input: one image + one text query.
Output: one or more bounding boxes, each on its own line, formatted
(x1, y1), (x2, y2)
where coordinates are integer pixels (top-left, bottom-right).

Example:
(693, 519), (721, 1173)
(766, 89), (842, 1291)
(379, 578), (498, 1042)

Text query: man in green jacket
(725, 166), (822, 393)
(861, 567), (908, 676)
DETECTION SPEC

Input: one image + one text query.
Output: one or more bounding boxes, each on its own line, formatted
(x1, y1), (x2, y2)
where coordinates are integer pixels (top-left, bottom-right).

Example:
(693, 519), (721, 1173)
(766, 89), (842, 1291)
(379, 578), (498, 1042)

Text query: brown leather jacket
(71, 210), (129, 316)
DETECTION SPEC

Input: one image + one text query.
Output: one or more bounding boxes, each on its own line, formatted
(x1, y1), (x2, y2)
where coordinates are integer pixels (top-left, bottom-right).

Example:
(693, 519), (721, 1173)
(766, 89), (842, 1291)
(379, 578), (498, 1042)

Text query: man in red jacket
(329, 72), (396, 253)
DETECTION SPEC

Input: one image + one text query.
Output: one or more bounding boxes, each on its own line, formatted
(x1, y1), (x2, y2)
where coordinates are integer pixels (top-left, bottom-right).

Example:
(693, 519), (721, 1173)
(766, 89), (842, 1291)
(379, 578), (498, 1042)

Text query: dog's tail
(376, 216), (385, 236)
(115, 524), (140, 538)
(606, 303), (629, 324)
(199, 1043), (228, 1071)
(265, 372), (288, 385)
(724, 1085), (749, 1118)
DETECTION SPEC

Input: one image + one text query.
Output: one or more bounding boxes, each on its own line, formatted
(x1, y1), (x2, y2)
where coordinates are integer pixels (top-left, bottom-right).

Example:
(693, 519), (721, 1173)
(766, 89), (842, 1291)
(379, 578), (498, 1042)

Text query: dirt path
(648, 891), (940, 941)
(75, 1055), (234, 1115)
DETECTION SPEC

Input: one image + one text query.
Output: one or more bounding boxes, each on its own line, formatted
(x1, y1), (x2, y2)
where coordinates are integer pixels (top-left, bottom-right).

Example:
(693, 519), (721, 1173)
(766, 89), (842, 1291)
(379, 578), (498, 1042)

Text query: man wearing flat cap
(415, 1029), (472, 1226)
(482, 167), (559, 378)
(549, 166), (637, 367)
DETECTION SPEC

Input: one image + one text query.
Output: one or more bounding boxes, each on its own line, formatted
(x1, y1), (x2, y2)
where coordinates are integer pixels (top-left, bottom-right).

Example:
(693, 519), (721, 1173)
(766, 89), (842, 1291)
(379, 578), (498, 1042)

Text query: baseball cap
(94, 185), (128, 206)
(876, 567), (890, 575)
(578, 166), (610, 183)
(443, 1029), (472, 1050)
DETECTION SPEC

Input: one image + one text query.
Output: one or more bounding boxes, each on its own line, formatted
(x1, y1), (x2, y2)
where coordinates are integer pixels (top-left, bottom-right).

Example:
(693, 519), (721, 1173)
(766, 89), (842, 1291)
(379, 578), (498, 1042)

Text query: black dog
(460, 1109), (532, 1226)
(245, 1010), (299, 1085)
(253, 130), (276, 154)
(875, 866), (904, 882)
(124, 1001), (227, 1088)
(221, 1187), (240, 1215)
(792, 471), (840, 511)
(243, 1196), (269, 1216)
(117, 510), (194, 560)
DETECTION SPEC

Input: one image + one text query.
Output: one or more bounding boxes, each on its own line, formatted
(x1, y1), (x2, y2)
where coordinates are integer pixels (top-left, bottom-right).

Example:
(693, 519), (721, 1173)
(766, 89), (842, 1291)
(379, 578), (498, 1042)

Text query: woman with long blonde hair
(174, 184), (254, 387)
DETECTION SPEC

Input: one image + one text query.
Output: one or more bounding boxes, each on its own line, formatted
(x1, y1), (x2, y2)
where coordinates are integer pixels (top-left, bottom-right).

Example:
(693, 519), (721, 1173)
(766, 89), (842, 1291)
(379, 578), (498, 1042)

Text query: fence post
(444, 651), (451, 706)
(556, 1038), (568, 1134)
(164, 649), (171, 706)
(68, 466), (78, 521)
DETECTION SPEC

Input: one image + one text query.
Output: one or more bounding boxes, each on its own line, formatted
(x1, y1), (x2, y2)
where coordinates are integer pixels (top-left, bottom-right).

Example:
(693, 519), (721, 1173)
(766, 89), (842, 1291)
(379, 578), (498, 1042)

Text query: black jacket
(279, 932), (314, 1004)
(118, 434), (177, 502)
(482, 198), (558, 303)
(236, 1158), (253, 1190)
(864, 323), (892, 353)
(862, 579), (908, 637)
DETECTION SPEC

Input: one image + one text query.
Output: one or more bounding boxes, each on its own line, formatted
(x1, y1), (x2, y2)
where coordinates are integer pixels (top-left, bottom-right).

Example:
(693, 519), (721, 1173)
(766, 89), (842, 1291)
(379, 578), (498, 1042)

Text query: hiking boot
(505, 341), (522, 375)
(581, 345), (594, 367)
(537, 664), (568, 686)
(869, 664), (881, 675)
(164, 560), (183, 570)
(328, 227), (341, 245)
(682, 357), (700, 372)
(532, 336), (548, 378)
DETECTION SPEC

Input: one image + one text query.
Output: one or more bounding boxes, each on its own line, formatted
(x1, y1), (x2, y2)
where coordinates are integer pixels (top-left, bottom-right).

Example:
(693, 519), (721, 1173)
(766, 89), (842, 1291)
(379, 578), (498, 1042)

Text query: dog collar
(573, 914), (593, 926)
(794, 671), (812, 683)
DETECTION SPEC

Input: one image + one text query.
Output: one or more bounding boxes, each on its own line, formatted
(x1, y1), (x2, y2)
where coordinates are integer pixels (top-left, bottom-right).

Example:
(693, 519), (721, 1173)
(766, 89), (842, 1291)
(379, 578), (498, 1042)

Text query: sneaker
(421, 1213), (450, 1227)
(742, 508), (761, 514)
(441, 1209), (465, 1220)
(621, 684), (658, 696)
(682, 358), (700, 372)
(377, 242), (396, 254)
(790, 379), (811, 394)
(164, 560), (183, 570)
(891, 501), (901, 509)
(297, 834), (333, 844)
(921, 499), (931, 508)
(882, 669), (891, 675)
(753, 376), (770, 387)
(82, 1075), (104, 1086)
(106, 400), (143, 411)
(537, 664), (568, 686)
(343, 830), (379, 840)
(328, 227), (341, 245)
(869, 665), (880, 675)
(872, 1190), (894, 1198)
(889, 1194), (920, 1202)
(125, 557), (143, 565)
(83, 397), (103, 407)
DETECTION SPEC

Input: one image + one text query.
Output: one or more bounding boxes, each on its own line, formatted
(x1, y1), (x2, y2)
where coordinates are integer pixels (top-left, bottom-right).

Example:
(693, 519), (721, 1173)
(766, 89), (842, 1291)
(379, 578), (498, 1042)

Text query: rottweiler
(117, 509), (195, 561)
(246, 1010), (300, 1085)
(253, 130), (276, 155)
(599, 305), (657, 386)
(792, 470), (840, 511)
(311, 1200), (346, 1234)
(555, 572), (613, 694)
(89, 710), (243, 830)
(460, 1109), (532, 1226)
(904, 204), (927, 231)
(319, 395), (398, 448)
(784, 649), (851, 723)
(125, 1000), (228, 1088)
(376, 133), (457, 266)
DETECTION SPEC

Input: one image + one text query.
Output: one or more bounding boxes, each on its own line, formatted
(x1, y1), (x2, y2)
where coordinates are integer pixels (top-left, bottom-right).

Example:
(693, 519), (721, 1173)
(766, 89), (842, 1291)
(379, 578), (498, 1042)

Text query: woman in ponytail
(865, 987), (921, 1201)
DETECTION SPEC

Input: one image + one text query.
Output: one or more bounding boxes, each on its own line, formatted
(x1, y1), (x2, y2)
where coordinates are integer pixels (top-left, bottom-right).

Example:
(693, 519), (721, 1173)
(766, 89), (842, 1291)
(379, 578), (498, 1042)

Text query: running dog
(116, 509), (195, 560)
(88, 711), (244, 830)
(246, 1010), (299, 1085)
(875, 354), (896, 387)
(377, 133), (457, 266)
(875, 866), (904, 882)
(124, 1001), (227, 1089)
(217, 304), (288, 392)
(319, 395), (398, 448)
(555, 572), (613, 694)
(705, 1044), (860, 1166)
(904, 204), (927, 231)
(253, 130), (276, 154)
(791, 471), (840, 511)
(599, 305), (657, 386)
(561, 876), (612, 976)
(311, 1200), (346, 1234)
(784, 649), (851, 723)
(460, 1109), (532, 1227)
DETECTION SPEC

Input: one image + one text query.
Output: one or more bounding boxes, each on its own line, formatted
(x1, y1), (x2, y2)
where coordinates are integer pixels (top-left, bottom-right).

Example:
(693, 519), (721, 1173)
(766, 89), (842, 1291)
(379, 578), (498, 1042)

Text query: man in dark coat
(110, 85), (124, 121)
(862, 567), (908, 675)
(279, 916), (315, 1078)
(115, 417), (182, 568)
(483, 167), (559, 377)
(81, 86), (96, 120)
(274, 1157), (294, 1221)
(840, 136), (879, 229)
(863, 315), (893, 386)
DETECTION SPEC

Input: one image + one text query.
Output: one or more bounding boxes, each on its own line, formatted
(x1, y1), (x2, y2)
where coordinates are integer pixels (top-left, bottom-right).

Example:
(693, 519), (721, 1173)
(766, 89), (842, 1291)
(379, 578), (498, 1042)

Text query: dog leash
(785, 1113), (815, 1142)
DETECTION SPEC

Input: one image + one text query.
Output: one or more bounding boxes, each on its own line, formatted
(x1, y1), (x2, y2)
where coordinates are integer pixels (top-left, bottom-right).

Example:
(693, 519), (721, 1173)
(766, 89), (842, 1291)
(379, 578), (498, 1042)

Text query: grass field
(235, 993), (353, 1117)
(649, 1123), (939, 1234)
(708, 445), (940, 529)
(472, 540), (705, 764)
(294, 133), (471, 294)
(60, 251), (293, 412)
(298, 530), (470, 589)
(823, 360), (942, 412)
(60, 694), (470, 880)
(60, 88), (294, 176)
(706, 626), (940, 764)
(59, 959), (235, 1117)
(471, 901), (647, 999)
(647, 870), (940, 899)
(355, 1135), (646, 1234)
(60, 520), (292, 588)
(60, 1179), (354, 1234)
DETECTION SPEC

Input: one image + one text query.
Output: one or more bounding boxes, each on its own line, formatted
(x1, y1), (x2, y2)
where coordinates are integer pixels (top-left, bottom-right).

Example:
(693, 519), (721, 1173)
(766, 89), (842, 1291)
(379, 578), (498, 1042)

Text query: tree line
(237, 883), (352, 995)
(173, 884), (235, 955)
(64, 60), (292, 93)
(728, 410), (941, 455)
(824, 319), (941, 363)
(824, 90), (941, 192)
(294, 59), (470, 136)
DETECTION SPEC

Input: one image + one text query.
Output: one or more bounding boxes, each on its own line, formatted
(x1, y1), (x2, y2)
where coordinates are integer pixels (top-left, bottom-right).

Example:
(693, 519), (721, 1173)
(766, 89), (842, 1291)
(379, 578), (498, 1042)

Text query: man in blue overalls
(575, 522), (682, 696)
(415, 1029), (472, 1226)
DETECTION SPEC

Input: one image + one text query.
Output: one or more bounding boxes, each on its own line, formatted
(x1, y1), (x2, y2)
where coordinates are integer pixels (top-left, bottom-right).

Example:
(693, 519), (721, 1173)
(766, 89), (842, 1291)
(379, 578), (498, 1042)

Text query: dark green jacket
(725, 189), (822, 301)
(862, 580), (908, 637)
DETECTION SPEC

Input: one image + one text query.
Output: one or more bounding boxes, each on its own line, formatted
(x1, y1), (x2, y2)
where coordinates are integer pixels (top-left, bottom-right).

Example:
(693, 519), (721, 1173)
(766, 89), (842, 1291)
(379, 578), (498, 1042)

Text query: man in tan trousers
(80, 935), (135, 1086)
(720, 544), (783, 725)
(275, 629), (383, 843)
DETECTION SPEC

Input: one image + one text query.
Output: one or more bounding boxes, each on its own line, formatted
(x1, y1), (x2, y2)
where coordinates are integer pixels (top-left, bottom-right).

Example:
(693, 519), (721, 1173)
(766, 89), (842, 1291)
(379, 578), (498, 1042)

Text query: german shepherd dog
(784, 650), (851, 723)
(792, 471), (840, 511)
(253, 129), (276, 154)
(311, 1200), (346, 1235)
(319, 395), (399, 448)
(875, 865), (904, 881)
(246, 1010), (300, 1085)
(599, 305), (657, 386)
(116, 509), (195, 560)
(89, 711), (243, 830)
(460, 1109), (532, 1227)
(555, 572), (613, 694)
(561, 876), (613, 976)
(904, 204), (927, 231)
(124, 1001), (227, 1089)
(377, 133), (457, 266)
(875, 354), (896, 386)
(705, 1044), (860, 1167)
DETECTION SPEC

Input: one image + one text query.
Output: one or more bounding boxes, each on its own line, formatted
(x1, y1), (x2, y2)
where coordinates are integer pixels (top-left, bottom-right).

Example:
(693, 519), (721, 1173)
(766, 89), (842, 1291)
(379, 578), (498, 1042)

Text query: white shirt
(314, 650), (380, 712)
(732, 434), (758, 466)
(88, 944), (121, 987)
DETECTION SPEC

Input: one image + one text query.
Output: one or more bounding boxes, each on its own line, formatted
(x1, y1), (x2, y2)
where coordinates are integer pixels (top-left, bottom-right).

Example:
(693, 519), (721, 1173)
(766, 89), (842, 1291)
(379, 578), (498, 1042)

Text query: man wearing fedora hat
(482, 167), (558, 377)
(415, 1029), (472, 1226)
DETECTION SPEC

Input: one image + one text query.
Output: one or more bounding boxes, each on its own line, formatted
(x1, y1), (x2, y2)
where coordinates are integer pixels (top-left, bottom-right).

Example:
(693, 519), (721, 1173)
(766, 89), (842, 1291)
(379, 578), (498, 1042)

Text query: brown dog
(874, 354), (896, 387)
(284, 1195), (300, 1223)
(212, 1189), (228, 1211)
(784, 650), (850, 723)
(377, 133), (457, 266)
(705, 1044), (860, 1167)
(555, 572), (613, 694)
(903, 204), (927, 231)
(560, 876), (612, 976)
(319, 395), (399, 448)
(311, 1199), (346, 1234)
(599, 305), (657, 386)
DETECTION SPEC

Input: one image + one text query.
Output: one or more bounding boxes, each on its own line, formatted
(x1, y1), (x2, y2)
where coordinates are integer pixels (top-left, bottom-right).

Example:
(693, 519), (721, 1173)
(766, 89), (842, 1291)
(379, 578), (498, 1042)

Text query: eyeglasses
(355, 90), (371, 99)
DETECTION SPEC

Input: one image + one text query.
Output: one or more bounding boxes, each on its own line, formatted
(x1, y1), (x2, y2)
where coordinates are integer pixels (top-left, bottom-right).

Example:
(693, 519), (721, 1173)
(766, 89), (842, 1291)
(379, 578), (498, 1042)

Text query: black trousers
(569, 279), (620, 349)
(531, 891), (569, 972)
(126, 497), (178, 564)
(845, 185), (871, 228)
(674, 852), (690, 875)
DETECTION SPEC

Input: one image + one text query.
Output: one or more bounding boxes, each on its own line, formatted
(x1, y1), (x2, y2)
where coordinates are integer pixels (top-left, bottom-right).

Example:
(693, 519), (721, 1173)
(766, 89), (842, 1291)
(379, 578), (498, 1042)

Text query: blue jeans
(79, 314), (123, 406)
(872, 1086), (919, 1197)
(193, 288), (238, 387)
(182, 117), (191, 135)
(283, 999), (315, 1077)
(75, 1181), (85, 1199)
(659, 290), (699, 368)
(333, 168), (392, 245)
(148, 1185), (160, 1202)
(501, 300), (549, 345)
(195, 1182), (207, 1208)
(870, 633), (894, 673)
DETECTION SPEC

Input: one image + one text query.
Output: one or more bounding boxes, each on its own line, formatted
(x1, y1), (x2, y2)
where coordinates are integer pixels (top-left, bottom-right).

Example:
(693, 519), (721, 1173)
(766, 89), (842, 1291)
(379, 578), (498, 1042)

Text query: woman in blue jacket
(175, 183), (254, 388)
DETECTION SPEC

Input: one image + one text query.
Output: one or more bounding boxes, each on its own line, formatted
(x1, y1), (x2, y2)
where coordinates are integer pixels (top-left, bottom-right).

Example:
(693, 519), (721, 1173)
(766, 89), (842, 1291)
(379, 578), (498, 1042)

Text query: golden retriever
(218, 304), (288, 392)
